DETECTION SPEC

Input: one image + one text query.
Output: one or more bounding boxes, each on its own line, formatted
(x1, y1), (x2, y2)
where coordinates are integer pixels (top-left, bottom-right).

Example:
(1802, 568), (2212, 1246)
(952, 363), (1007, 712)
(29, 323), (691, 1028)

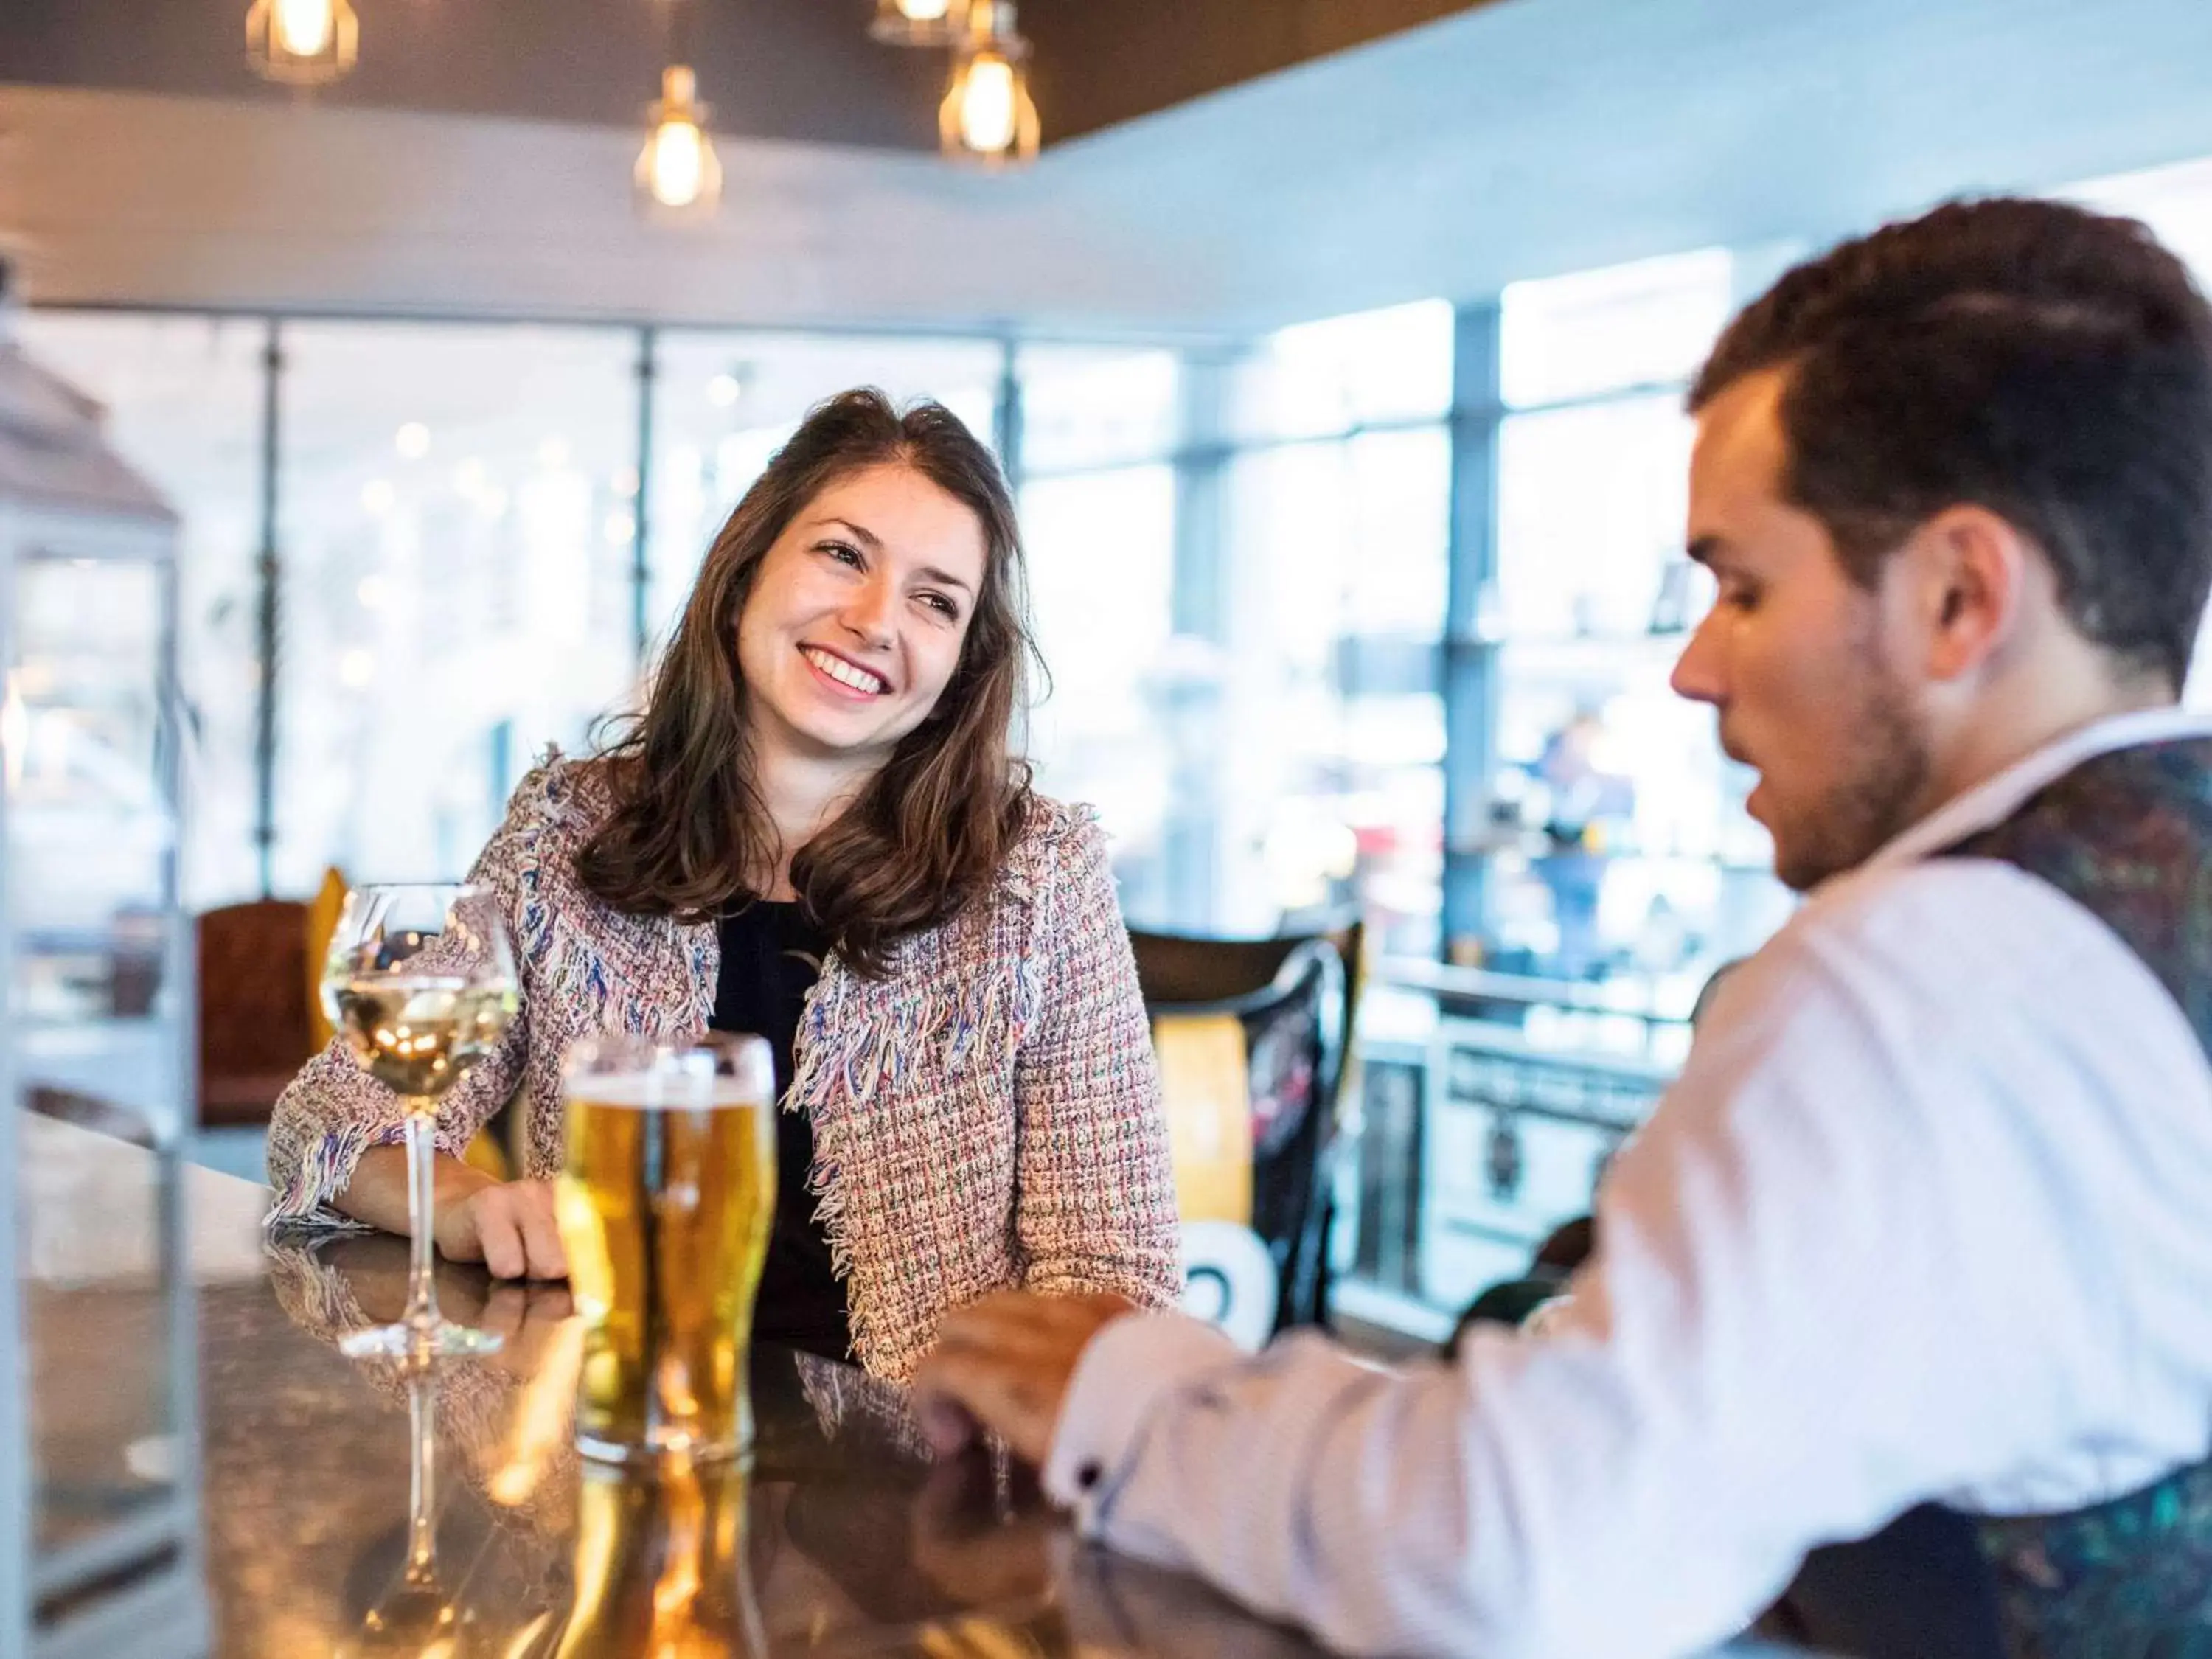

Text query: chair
(305, 865), (348, 1051)
(196, 899), (319, 1130)
(1132, 912), (1365, 1335)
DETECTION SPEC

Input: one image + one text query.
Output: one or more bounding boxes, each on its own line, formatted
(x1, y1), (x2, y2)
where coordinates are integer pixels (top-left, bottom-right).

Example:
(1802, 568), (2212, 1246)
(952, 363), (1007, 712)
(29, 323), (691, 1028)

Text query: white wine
(334, 975), (518, 1103)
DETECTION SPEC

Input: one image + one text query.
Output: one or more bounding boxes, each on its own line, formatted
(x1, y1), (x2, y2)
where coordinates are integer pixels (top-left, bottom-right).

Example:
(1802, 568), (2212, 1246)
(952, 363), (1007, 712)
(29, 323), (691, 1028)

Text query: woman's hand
(435, 1179), (568, 1280)
(339, 1147), (568, 1280)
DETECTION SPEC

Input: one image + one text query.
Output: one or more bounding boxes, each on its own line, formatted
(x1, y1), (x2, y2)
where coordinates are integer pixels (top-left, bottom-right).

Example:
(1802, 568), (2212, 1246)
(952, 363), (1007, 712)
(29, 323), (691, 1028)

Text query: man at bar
(914, 195), (2212, 1659)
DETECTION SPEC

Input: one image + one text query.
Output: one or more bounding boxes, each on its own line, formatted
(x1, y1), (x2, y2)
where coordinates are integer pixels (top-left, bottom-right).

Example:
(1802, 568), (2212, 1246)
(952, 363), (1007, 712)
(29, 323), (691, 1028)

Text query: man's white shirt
(1042, 706), (2212, 1659)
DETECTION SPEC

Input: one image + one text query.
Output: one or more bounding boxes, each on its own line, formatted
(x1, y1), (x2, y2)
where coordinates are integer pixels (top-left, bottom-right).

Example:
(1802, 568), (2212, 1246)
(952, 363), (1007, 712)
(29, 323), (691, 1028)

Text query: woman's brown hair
(574, 389), (1038, 975)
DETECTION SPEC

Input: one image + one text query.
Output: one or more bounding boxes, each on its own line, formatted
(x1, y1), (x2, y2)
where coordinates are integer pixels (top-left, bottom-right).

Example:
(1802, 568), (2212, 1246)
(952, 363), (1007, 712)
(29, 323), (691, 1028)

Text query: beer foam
(566, 1074), (765, 1110)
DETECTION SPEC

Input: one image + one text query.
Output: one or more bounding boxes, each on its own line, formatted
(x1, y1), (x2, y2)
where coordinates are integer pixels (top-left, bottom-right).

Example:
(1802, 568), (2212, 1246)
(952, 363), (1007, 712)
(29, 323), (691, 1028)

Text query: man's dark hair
(1691, 196), (2212, 689)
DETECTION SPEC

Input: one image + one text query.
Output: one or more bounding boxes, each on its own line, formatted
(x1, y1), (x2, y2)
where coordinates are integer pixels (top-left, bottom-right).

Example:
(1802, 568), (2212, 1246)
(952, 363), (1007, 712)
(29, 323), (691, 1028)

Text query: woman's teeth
(804, 647), (886, 694)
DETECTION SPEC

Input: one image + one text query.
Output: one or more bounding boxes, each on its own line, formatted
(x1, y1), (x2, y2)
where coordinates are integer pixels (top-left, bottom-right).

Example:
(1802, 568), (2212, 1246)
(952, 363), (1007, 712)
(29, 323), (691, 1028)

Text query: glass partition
(13, 312), (265, 910)
(1487, 251), (1788, 990)
(274, 321), (641, 891)
(1020, 464), (1178, 900)
(1, 373), (203, 1649)
(1219, 424), (1450, 953)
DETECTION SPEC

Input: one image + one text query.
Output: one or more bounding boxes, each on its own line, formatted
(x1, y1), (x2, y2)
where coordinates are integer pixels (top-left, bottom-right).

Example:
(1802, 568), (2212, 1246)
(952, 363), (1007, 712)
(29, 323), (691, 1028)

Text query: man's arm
(920, 863), (2207, 1658)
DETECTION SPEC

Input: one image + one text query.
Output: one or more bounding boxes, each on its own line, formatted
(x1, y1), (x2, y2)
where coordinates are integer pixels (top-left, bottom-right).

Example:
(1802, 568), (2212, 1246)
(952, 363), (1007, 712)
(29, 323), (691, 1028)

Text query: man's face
(1671, 370), (1933, 891)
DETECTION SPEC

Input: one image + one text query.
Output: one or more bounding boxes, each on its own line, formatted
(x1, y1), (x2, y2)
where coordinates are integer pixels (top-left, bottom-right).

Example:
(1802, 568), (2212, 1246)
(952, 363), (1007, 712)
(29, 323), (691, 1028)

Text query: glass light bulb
(273, 0), (335, 58)
(959, 55), (1018, 155)
(646, 119), (708, 209)
(900, 0), (951, 18)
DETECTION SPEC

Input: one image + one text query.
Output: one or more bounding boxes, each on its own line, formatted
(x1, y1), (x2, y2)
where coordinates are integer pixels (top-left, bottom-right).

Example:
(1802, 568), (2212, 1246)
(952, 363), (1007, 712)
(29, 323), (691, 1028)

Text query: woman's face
(734, 462), (990, 774)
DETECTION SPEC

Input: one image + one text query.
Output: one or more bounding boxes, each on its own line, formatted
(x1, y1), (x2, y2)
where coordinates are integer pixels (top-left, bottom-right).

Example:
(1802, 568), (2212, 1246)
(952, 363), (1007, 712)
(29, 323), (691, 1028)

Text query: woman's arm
(263, 1018), (531, 1231)
(1011, 813), (1183, 1310)
(335, 1145), (567, 1279)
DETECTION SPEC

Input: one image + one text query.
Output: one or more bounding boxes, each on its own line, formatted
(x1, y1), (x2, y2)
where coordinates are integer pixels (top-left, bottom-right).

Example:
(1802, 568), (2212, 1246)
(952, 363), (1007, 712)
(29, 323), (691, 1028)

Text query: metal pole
(991, 337), (1023, 490)
(1441, 302), (1504, 964)
(253, 319), (282, 899)
(0, 496), (28, 1659)
(631, 325), (658, 667)
(1166, 348), (1236, 928)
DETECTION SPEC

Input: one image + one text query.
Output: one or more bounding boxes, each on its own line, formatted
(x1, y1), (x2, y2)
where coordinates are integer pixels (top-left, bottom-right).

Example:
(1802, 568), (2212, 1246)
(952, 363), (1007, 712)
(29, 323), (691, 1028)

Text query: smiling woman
(265, 389), (1183, 1381)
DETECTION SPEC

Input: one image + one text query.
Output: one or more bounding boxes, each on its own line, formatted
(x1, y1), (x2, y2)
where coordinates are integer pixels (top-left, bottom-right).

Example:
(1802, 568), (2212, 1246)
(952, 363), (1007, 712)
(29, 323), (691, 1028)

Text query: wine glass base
(340, 1318), (504, 1364)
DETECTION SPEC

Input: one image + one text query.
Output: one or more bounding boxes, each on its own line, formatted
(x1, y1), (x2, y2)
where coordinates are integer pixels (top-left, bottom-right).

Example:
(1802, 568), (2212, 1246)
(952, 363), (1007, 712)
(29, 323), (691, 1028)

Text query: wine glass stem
(403, 1106), (441, 1334)
(406, 1368), (437, 1582)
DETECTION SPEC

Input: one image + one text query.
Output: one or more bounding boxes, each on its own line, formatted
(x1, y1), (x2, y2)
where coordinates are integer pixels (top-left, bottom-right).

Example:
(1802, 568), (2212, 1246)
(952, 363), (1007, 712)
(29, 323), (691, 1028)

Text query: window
(1020, 466), (1178, 904)
(1018, 345), (1178, 473)
(273, 321), (640, 889)
(1001, 346), (1186, 914)
(1208, 302), (1455, 952)
(13, 312), (265, 906)
(1486, 250), (1787, 995)
(1500, 248), (1734, 408)
(1230, 300), (1453, 442)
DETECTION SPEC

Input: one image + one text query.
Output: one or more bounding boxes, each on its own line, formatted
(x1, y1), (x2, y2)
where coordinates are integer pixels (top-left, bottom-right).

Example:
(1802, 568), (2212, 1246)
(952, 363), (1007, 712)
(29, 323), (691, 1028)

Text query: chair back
(1132, 914), (1365, 1335)
(1152, 1012), (1253, 1224)
(305, 866), (349, 1051)
(195, 899), (316, 1130)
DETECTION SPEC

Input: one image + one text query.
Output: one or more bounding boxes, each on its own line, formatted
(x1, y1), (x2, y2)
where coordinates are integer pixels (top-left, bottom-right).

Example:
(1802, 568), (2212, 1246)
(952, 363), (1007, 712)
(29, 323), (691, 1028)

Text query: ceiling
(6, 0), (2212, 338)
(0, 1), (945, 149)
(0, 1), (1481, 150)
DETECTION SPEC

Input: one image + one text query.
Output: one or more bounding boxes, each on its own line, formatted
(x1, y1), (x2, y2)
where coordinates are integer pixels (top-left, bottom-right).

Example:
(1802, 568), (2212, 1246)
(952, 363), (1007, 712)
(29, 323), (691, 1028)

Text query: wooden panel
(1023, 0), (1489, 142)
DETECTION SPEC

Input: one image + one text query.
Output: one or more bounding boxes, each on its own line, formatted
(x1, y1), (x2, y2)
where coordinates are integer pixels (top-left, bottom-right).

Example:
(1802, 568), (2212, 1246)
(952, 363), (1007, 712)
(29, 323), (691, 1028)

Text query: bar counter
(21, 1115), (1812, 1656)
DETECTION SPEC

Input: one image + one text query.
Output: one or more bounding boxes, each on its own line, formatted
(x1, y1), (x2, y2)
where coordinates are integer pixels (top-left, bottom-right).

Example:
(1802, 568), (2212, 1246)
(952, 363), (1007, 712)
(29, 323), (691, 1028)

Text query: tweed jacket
(265, 757), (1183, 1382)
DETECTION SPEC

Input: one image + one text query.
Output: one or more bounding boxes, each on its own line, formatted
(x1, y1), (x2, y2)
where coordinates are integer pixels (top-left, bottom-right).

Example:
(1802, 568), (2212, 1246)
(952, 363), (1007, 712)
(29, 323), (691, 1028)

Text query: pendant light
(869, 0), (970, 48)
(939, 1), (1039, 167)
(246, 0), (359, 86)
(636, 63), (723, 219)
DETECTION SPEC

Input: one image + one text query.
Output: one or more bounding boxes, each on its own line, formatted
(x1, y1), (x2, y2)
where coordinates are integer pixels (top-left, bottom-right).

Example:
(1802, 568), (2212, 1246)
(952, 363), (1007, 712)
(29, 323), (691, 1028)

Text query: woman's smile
(799, 644), (891, 698)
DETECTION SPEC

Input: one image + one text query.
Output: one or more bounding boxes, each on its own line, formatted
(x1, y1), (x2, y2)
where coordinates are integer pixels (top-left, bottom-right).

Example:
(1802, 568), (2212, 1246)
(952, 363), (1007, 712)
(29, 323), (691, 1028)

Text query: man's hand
(908, 1447), (1055, 1606)
(912, 1291), (1137, 1467)
(434, 1178), (567, 1279)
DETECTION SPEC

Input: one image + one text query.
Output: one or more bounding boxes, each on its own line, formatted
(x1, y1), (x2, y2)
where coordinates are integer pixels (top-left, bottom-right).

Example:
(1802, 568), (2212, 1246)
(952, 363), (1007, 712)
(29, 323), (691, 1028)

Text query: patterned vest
(1776, 736), (2212, 1659)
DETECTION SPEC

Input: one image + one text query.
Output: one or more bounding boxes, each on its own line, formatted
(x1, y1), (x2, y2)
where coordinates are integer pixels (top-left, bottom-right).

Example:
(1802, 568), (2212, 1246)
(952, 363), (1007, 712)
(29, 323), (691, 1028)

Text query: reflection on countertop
(17, 1107), (1321, 1658)
(22, 1117), (1809, 1658)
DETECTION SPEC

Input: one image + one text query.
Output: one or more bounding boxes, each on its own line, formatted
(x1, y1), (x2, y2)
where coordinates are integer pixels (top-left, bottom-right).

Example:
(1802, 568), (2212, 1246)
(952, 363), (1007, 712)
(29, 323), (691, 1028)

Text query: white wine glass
(341, 1368), (475, 1658)
(322, 882), (521, 1363)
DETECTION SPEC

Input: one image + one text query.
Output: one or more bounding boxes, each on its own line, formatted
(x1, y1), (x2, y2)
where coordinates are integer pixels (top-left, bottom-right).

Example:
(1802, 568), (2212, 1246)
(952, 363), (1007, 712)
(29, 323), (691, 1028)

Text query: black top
(711, 900), (852, 1363)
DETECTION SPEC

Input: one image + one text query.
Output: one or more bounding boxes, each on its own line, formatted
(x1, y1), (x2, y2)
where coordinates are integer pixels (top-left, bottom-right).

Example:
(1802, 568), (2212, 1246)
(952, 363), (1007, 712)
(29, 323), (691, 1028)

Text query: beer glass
(554, 1034), (776, 1465)
(554, 1460), (766, 1658)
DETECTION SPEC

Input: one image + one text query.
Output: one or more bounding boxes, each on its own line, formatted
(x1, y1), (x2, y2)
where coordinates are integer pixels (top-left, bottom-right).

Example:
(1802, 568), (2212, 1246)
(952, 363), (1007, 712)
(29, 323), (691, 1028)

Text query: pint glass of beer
(555, 1033), (776, 1466)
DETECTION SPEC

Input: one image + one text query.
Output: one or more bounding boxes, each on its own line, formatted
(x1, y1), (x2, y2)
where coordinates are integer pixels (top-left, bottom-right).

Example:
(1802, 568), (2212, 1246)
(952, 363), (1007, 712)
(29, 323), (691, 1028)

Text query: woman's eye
(819, 540), (863, 568)
(920, 593), (959, 620)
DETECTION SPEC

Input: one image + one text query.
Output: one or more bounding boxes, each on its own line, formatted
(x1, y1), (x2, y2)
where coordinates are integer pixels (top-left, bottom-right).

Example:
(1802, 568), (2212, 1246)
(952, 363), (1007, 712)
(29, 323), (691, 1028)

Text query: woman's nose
(840, 575), (896, 646)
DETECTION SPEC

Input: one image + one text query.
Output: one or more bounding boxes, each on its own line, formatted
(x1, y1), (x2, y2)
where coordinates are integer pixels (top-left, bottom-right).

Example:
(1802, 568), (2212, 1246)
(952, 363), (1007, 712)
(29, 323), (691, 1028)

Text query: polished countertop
(18, 1115), (1815, 1657)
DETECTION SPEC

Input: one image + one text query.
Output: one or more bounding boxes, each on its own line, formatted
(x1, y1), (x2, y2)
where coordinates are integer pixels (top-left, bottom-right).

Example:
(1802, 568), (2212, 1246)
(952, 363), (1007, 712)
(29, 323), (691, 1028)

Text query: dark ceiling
(1025, 0), (1487, 144)
(0, 0), (1487, 150)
